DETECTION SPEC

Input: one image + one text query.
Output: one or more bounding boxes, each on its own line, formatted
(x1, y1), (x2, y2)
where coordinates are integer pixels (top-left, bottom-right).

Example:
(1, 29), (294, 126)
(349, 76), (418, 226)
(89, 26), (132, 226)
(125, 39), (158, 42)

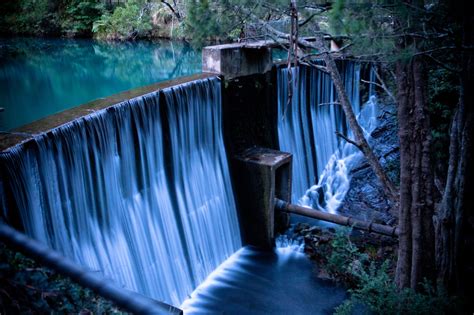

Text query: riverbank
(0, 1), (183, 41)
(287, 222), (459, 314)
(0, 1), (232, 45)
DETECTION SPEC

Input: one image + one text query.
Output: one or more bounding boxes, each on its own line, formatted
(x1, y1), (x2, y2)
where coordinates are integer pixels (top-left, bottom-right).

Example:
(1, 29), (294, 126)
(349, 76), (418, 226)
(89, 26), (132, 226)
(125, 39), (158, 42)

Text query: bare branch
(299, 11), (326, 28)
(160, 0), (182, 20)
(413, 46), (456, 56)
(318, 101), (341, 107)
(335, 131), (362, 150)
(425, 54), (460, 74)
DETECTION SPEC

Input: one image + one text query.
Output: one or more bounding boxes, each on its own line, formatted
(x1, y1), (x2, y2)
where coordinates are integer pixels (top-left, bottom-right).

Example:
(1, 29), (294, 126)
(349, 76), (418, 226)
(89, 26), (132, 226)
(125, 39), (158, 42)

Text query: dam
(0, 39), (379, 313)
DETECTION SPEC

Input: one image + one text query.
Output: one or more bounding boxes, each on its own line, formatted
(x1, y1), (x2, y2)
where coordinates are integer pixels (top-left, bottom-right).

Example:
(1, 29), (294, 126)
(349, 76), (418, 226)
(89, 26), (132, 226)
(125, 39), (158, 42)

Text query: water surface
(0, 37), (201, 130)
(181, 244), (348, 314)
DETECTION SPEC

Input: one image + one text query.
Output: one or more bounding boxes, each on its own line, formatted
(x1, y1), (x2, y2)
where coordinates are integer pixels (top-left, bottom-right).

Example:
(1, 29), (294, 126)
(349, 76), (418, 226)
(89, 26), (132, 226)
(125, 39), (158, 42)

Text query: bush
(93, 0), (152, 40)
(61, 0), (105, 37)
(326, 228), (369, 284)
(3, 0), (61, 36)
(328, 228), (458, 315)
(0, 243), (125, 314)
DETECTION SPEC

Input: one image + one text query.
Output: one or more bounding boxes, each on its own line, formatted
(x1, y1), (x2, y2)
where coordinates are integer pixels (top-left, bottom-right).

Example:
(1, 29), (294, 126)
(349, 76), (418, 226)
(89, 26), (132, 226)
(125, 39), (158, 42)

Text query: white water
(301, 96), (379, 213)
(0, 77), (241, 306)
(278, 63), (378, 214)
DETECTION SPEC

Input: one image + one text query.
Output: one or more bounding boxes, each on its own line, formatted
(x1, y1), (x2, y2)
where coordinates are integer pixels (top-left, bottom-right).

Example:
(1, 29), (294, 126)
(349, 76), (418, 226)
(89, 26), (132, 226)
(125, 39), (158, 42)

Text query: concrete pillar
(232, 147), (292, 249)
(202, 43), (272, 79)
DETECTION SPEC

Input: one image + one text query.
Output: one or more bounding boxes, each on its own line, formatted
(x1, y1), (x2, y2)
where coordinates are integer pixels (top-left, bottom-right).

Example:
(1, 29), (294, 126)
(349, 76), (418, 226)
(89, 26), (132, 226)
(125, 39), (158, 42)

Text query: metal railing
(0, 222), (183, 315)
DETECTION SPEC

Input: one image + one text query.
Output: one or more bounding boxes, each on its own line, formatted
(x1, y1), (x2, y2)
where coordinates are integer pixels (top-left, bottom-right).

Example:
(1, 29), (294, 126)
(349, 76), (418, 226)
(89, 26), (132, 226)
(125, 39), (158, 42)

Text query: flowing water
(0, 37), (201, 130)
(278, 63), (377, 214)
(181, 241), (348, 314)
(1, 41), (374, 312)
(0, 77), (241, 306)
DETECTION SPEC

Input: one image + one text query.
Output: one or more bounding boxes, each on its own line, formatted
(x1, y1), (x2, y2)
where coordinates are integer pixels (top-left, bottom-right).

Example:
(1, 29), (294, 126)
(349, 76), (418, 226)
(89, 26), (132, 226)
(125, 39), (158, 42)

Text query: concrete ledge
(202, 43), (272, 79)
(0, 73), (215, 152)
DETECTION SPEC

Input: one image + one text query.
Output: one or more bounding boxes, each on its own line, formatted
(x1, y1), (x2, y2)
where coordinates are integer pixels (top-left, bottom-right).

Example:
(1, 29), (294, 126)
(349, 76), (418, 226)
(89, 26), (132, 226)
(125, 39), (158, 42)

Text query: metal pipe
(274, 198), (399, 237)
(0, 222), (182, 315)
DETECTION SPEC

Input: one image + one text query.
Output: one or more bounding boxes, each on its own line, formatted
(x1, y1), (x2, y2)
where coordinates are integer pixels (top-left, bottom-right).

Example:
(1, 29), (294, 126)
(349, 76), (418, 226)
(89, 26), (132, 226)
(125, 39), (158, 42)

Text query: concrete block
(232, 147), (292, 249)
(202, 43), (272, 79)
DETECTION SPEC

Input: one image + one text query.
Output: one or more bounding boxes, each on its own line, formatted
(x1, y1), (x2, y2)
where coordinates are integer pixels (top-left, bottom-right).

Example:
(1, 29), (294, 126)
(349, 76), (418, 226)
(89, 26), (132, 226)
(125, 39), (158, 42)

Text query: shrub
(61, 0), (105, 37)
(328, 228), (458, 315)
(0, 243), (124, 313)
(3, 0), (61, 36)
(326, 228), (369, 284)
(93, 0), (152, 41)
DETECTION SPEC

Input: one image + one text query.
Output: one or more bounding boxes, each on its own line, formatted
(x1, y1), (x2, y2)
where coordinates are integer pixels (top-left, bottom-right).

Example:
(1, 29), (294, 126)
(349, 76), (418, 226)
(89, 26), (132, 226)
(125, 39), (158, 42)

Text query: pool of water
(181, 244), (348, 314)
(0, 37), (201, 131)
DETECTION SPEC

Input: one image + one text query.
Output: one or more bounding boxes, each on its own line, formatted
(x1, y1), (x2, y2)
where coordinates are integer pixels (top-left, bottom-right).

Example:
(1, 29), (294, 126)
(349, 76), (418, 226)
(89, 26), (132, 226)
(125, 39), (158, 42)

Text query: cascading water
(0, 77), (241, 306)
(164, 79), (241, 286)
(277, 66), (316, 202)
(278, 63), (378, 213)
(301, 95), (379, 213)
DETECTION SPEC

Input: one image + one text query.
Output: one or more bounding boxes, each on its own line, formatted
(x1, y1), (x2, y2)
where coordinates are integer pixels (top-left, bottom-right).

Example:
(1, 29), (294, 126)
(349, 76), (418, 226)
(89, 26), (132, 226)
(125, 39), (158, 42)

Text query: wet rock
(294, 223), (310, 235)
(317, 269), (332, 280)
(339, 102), (399, 224)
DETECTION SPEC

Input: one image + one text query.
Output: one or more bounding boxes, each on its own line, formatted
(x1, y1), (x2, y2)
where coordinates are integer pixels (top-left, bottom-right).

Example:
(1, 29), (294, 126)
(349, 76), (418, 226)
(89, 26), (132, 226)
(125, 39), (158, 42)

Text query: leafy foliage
(427, 68), (458, 180)
(185, 0), (238, 46)
(326, 229), (459, 315)
(93, 0), (152, 40)
(326, 228), (369, 283)
(1, 0), (61, 36)
(61, 0), (105, 37)
(0, 243), (125, 314)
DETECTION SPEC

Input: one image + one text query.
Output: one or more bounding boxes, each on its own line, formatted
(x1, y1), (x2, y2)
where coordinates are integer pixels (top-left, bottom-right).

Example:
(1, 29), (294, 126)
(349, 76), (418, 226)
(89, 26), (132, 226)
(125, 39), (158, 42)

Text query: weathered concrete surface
(232, 147), (292, 249)
(0, 73), (215, 152)
(222, 70), (279, 156)
(202, 43), (272, 79)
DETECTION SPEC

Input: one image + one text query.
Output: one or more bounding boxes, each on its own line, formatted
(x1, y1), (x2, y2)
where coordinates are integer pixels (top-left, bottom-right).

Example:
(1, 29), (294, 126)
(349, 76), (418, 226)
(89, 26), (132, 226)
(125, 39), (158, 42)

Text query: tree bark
(395, 59), (413, 289)
(435, 0), (474, 301)
(395, 57), (435, 290)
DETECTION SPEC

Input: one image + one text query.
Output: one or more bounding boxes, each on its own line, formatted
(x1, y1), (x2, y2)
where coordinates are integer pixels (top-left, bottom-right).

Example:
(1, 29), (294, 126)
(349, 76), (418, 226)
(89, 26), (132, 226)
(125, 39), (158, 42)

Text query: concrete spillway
(0, 77), (241, 307)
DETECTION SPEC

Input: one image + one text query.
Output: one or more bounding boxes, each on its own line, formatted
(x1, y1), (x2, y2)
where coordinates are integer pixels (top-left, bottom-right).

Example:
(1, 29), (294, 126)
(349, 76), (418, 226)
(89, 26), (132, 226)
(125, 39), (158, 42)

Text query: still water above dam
(0, 37), (201, 130)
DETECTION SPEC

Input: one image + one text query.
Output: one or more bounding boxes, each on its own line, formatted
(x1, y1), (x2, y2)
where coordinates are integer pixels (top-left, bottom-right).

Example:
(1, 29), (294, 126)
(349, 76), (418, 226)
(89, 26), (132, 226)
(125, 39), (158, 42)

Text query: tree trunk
(395, 57), (435, 289)
(435, 0), (474, 301)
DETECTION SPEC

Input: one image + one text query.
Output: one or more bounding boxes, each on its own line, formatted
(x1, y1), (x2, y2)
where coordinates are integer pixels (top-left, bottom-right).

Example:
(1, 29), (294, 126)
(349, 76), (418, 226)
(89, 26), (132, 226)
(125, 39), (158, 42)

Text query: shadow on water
(181, 244), (348, 314)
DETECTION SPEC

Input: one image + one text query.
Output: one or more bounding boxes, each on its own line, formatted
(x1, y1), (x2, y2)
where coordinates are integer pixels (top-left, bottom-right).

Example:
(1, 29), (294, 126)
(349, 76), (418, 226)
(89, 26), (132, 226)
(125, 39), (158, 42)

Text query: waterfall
(277, 66), (315, 204)
(0, 77), (241, 306)
(278, 62), (377, 213)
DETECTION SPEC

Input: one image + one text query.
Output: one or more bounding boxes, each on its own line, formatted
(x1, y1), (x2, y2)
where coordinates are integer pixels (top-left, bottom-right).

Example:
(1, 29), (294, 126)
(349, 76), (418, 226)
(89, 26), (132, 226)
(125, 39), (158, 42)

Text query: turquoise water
(0, 38), (201, 131)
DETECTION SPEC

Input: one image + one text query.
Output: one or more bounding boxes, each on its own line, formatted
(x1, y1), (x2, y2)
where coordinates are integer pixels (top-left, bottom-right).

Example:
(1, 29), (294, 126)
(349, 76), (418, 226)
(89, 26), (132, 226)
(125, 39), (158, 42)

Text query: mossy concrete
(0, 73), (215, 152)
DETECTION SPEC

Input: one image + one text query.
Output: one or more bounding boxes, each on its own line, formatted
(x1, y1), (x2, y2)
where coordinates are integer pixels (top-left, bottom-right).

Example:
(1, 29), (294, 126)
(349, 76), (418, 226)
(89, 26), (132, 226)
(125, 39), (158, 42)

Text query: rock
(339, 102), (399, 224)
(294, 223), (310, 233)
(317, 269), (332, 280)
